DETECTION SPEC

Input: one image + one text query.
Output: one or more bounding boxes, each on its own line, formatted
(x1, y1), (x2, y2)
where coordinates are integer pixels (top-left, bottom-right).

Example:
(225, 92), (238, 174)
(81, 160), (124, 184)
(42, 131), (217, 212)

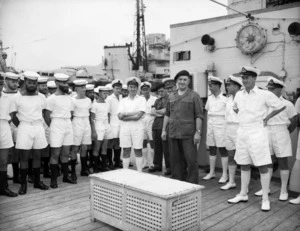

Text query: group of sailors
(0, 65), (300, 213)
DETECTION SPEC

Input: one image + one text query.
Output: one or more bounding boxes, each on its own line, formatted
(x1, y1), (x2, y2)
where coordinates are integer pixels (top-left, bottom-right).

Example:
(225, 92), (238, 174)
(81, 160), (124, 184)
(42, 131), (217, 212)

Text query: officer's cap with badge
(240, 66), (261, 77)
(140, 81), (152, 90)
(266, 77), (285, 89)
(208, 75), (223, 86)
(162, 78), (176, 89)
(112, 79), (123, 88)
(174, 70), (191, 82)
(47, 81), (57, 89)
(227, 75), (243, 88)
(125, 77), (141, 87)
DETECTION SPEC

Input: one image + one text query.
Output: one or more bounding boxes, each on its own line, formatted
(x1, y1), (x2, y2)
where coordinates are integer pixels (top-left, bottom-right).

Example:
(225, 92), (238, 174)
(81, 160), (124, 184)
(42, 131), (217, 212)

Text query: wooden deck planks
(0, 169), (299, 231)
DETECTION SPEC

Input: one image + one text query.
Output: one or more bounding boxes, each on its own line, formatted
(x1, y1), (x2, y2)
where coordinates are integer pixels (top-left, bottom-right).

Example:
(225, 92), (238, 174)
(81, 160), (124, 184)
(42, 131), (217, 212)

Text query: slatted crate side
(90, 178), (125, 229)
(170, 191), (201, 231)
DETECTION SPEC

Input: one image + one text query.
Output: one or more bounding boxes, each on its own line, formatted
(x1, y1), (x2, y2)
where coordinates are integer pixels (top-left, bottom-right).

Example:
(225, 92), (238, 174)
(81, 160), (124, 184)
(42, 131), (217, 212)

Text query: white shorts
(16, 121), (47, 150)
(95, 121), (110, 141)
(206, 116), (226, 147)
(143, 116), (154, 141)
(43, 121), (50, 144)
(72, 117), (92, 145)
(235, 122), (272, 166)
(10, 123), (18, 143)
(120, 124), (144, 149)
(0, 120), (14, 149)
(268, 125), (292, 158)
(225, 123), (239, 151)
(50, 118), (73, 148)
(106, 124), (120, 140)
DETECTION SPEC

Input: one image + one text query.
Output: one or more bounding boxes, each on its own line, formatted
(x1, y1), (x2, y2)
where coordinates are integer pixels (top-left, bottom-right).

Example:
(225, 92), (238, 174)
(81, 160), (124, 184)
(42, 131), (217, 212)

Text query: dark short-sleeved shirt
(166, 89), (204, 139)
(152, 94), (168, 130)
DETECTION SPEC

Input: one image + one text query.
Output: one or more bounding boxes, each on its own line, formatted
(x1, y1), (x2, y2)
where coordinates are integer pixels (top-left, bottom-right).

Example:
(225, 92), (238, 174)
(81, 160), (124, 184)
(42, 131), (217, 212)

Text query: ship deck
(1, 166), (300, 231)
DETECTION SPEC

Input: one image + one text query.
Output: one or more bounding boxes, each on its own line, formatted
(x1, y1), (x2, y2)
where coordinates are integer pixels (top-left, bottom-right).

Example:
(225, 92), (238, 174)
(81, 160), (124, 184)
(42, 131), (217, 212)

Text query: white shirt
(143, 95), (157, 118)
(118, 94), (146, 126)
(205, 92), (227, 116)
(225, 95), (238, 124)
(267, 96), (297, 126)
(12, 93), (46, 122)
(72, 97), (92, 118)
(91, 101), (110, 124)
(0, 92), (17, 120)
(233, 86), (284, 124)
(106, 93), (122, 126)
(295, 97), (300, 114)
(46, 94), (74, 119)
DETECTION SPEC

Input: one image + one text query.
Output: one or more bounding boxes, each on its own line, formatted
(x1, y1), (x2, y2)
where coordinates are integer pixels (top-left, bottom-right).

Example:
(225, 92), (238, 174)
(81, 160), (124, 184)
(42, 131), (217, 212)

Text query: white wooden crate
(90, 169), (204, 231)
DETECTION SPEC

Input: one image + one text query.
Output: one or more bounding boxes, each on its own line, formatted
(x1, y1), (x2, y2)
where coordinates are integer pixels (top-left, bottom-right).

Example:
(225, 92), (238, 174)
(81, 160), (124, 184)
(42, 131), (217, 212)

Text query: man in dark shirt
(149, 83), (171, 175)
(162, 70), (204, 184)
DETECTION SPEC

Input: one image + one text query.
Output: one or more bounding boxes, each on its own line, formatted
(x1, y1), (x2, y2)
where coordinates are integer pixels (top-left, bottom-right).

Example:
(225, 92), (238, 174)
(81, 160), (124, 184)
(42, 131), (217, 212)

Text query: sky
(0, 0), (227, 71)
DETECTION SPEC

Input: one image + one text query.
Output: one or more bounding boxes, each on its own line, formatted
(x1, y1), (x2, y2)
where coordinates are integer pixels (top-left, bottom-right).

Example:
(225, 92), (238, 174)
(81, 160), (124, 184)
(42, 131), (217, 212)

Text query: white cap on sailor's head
(240, 66), (260, 77)
(105, 83), (113, 91)
(37, 77), (48, 84)
(54, 73), (69, 81)
(23, 71), (40, 81)
(140, 81), (152, 89)
(99, 85), (111, 91)
(208, 75), (223, 85)
(122, 84), (128, 90)
(111, 79), (123, 88)
(125, 76), (141, 87)
(86, 84), (95, 91)
(73, 79), (88, 87)
(266, 77), (285, 88)
(4, 72), (19, 80)
(47, 81), (57, 89)
(227, 75), (243, 87)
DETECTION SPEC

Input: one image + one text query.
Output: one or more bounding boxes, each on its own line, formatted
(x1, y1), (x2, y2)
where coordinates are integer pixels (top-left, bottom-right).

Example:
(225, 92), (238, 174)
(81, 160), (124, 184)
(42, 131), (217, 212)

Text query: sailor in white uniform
(254, 76), (297, 201)
(221, 75), (242, 190)
(203, 76), (228, 183)
(228, 66), (285, 211)
(11, 71), (49, 195)
(44, 73), (76, 189)
(70, 80), (92, 178)
(0, 73), (18, 197)
(118, 77), (146, 172)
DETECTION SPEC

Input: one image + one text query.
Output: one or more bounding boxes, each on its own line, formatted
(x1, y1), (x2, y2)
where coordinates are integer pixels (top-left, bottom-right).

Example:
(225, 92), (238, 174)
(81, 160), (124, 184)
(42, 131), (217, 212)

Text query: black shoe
(80, 170), (90, 176)
(28, 175), (34, 184)
(114, 162), (123, 169)
(18, 184), (27, 195)
(43, 172), (51, 178)
(0, 188), (18, 197)
(50, 181), (57, 189)
(148, 166), (162, 173)
(34, 181), (49, 190)
(164, 169), (172, 176)
(63, 177), (77, 184)
(71, 173), (77, 181)
(108, 163), (115, 170)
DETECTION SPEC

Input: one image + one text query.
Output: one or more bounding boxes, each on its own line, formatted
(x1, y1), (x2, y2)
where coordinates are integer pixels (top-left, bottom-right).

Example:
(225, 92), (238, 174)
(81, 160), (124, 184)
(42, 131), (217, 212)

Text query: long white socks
(260, 172), (271, 201)
(280, 170), (289, 193)
(221, 157), (228, 179)
(123, 158), (130, 169)
(240, 170), (251, 196)
(228, 165), (237, 184)
(209, 155), (217, 175)
(135, 157), (143, 172)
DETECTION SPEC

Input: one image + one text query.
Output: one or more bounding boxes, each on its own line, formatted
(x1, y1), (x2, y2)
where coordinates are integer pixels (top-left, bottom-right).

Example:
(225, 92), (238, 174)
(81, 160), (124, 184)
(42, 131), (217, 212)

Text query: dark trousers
(169, 138), (199, 184)
(152, 129), (170, 169)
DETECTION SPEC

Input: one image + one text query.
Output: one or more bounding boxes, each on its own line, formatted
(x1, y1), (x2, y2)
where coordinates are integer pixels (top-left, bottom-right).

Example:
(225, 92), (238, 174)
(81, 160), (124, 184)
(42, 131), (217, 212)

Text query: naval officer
(228, 66), (285, 211)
